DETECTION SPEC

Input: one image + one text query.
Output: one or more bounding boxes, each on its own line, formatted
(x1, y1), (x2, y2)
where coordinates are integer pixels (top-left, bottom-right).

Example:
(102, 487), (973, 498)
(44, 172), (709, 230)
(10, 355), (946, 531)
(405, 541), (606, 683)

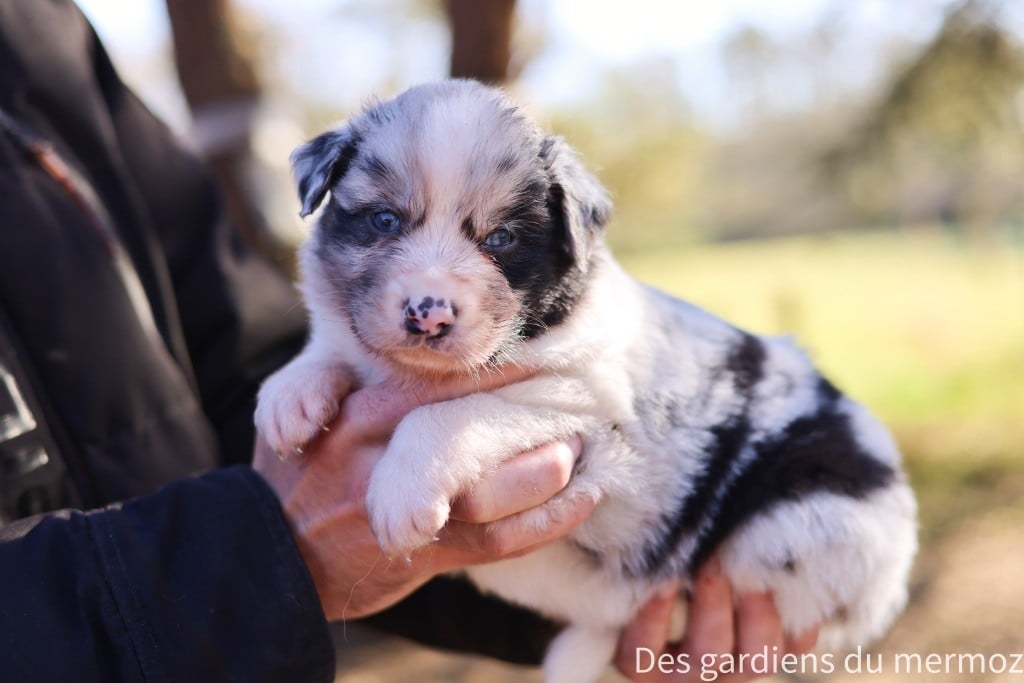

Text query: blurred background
(76, 0), (1023, 680)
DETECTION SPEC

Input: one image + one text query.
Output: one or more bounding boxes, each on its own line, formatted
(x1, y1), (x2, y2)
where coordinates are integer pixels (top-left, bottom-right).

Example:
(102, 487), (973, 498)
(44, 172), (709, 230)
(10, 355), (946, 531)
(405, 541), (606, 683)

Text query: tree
(822, 0), (1024, 228)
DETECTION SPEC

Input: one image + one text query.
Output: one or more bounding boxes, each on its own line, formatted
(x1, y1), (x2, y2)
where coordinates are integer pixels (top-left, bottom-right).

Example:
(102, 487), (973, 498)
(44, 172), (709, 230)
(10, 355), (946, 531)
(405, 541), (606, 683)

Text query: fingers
(436, 494), (596, 565)
(734, 592), (785, 659)
(785, 624), (820, 655)
(337, 364), (536, 441)
(686, 560), (815, 683)
(614, 582), (680, 680)
(450, 437), (580, 522)
(613, 554), (821, 683)
(710, 592), (786, 683)
(683, 557), (735, 657)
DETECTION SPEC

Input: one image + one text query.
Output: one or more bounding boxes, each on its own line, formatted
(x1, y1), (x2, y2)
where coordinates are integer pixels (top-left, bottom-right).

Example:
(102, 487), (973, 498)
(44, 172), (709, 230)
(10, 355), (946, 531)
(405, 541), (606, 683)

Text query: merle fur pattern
(256, 80), (918, 683)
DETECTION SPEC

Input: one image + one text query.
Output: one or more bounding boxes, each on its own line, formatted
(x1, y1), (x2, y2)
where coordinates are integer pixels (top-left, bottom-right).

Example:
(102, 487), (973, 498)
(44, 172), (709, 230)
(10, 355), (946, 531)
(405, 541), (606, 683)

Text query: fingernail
(566, 434), (583, 457)
(787, 625), (820, 653)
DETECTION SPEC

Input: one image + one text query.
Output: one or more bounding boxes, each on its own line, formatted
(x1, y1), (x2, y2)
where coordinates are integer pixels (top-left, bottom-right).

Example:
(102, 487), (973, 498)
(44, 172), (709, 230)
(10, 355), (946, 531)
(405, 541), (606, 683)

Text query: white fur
(256, 82), (918, 683)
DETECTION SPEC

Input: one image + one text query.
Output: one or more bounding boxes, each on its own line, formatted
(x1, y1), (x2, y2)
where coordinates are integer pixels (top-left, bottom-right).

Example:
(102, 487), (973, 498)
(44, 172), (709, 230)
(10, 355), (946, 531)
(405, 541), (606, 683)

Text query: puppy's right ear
(540, 136), (611, 271)
(290, 127), (359, 217)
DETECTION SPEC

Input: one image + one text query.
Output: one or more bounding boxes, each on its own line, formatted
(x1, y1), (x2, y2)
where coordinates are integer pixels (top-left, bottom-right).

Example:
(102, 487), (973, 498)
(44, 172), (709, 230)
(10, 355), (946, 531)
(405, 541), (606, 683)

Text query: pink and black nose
(403, 297), (456, 338)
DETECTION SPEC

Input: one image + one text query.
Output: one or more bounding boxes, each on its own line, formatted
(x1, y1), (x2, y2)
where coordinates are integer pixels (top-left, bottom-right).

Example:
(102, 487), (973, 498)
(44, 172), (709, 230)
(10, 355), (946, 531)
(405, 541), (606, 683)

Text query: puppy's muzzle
(403, 296), (456, 339)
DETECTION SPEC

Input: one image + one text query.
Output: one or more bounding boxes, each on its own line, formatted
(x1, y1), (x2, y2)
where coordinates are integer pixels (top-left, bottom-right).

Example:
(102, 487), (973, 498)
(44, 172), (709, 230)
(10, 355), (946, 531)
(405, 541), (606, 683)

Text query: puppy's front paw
(365, 457), (451, 559)
(255, 360), (349, 457)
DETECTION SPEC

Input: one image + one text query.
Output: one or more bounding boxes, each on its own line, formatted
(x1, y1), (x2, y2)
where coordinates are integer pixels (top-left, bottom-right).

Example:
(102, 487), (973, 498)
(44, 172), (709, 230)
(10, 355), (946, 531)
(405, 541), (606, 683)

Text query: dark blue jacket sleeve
(0, 467), (335, 683)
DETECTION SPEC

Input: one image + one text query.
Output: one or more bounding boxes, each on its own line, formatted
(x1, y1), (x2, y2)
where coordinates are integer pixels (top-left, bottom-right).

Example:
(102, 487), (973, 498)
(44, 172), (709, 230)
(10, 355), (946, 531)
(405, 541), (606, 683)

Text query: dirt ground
(329, 501), (1024, 683)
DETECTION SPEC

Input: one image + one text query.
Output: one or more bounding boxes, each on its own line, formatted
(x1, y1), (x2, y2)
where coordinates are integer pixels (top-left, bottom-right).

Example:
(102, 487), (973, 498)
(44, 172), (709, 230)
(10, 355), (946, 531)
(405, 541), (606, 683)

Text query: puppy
(255, 80), (917, 683)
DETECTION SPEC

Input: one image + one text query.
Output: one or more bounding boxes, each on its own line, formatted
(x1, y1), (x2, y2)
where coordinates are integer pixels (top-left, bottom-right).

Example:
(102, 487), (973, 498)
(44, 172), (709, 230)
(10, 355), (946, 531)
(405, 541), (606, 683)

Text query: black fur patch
(686, 399), (896, 573)
(641, 416), (752, 575)
(817, 376), (842, 403)
(316, 202), (384, 253)
(486, 180), (588, 339)
(295, 131), (360, 216)
(636, 334), (765, 574)
(727, 333), (767, 392)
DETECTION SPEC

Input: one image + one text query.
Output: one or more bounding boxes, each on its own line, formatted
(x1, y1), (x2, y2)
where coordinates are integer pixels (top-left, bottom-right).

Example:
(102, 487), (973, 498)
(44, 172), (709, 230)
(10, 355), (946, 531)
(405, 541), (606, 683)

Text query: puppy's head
(292, 80), (610, 376)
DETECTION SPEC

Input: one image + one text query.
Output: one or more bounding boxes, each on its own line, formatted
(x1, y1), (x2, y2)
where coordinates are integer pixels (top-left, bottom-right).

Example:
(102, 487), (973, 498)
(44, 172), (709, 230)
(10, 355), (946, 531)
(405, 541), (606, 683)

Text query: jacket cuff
(87, 466), (335, 682)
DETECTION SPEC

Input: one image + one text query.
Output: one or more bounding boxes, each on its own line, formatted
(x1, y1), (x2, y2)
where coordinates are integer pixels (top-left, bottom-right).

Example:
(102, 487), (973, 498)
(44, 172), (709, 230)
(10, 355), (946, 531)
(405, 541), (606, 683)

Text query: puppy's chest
(570, 382), (756, 572)
(555, 297), (825, 573)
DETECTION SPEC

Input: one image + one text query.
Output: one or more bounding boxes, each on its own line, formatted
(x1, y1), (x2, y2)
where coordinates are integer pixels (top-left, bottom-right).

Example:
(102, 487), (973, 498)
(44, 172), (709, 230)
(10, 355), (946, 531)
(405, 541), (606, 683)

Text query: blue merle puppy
(255, 80), (917, 683)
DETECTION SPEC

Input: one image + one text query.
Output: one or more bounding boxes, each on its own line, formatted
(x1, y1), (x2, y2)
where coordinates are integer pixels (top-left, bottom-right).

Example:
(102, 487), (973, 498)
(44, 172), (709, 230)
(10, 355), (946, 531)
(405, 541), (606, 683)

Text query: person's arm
(252, 375), (593, 666)
(0, 467), (335, 683)
(0, 368), (591, 682)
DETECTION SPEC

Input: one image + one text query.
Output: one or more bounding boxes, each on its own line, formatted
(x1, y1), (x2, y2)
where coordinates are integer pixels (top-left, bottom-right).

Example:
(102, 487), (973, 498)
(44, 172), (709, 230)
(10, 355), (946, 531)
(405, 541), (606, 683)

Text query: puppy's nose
(403, 296), (456, 338)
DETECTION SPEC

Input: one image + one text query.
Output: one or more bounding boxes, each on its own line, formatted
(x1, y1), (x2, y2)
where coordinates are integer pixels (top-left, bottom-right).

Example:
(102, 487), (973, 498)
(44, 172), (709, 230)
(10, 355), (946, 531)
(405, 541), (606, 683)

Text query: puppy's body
(256, 81), (917, 683)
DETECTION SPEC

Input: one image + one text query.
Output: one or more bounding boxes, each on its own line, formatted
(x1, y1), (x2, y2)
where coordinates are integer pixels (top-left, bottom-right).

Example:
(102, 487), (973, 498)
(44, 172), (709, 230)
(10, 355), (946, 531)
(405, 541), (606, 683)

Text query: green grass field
(619, 227), (1024, 543)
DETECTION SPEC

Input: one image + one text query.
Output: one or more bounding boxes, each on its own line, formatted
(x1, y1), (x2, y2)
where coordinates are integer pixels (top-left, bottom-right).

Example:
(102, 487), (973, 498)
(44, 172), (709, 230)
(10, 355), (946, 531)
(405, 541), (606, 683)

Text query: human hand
(615, 558), (819, 682)
(253, 368), (595, 621)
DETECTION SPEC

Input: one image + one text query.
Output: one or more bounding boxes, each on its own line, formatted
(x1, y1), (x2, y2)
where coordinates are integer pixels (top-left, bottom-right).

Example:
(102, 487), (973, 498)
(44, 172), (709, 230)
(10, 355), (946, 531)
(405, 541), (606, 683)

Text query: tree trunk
(446, 0), (517, 84)
(165, 0), (288, 269)
(165, 0), (259, 109)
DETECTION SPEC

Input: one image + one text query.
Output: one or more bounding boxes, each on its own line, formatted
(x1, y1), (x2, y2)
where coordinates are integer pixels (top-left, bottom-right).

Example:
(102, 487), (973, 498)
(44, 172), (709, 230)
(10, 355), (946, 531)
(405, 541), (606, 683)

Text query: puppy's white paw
(255, 359), (350, 457)
(365, 455), (451, 559)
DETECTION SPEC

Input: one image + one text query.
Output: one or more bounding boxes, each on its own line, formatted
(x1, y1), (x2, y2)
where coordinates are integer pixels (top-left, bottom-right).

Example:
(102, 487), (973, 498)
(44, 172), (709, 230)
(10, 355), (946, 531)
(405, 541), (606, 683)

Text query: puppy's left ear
(540, 136), (611, 269)
(290, 126), (359, 217)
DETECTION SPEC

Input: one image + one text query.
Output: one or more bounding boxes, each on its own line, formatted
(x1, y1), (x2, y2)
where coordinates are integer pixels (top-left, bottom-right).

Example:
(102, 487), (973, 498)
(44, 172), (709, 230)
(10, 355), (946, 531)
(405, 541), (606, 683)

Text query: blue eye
(370, 210), (401, 233)
(484, 228), (514, 248)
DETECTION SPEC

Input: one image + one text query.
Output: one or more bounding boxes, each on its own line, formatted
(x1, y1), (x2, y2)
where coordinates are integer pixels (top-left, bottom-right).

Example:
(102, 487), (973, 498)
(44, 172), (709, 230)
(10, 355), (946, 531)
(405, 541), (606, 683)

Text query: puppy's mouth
(349, 319), (482, 375)
(395, 333), (456, 355)
(384, 338), (493, 376)
(402, 324), (452, 344)
(368, 323), (522, 377)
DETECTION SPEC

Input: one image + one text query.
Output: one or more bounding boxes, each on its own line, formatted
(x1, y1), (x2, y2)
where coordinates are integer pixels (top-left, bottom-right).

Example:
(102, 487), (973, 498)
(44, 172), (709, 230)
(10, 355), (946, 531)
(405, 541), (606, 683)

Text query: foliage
(822, 0), (1024, 228)
(544, 1), (1024, 244)
(544, 61), (712, 251)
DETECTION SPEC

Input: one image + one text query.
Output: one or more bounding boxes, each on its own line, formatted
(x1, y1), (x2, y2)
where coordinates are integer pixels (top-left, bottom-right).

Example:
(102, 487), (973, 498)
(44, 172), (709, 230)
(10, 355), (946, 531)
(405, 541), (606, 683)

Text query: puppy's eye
(370, 210), (401, 234)
(484, 228), (515, 248)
